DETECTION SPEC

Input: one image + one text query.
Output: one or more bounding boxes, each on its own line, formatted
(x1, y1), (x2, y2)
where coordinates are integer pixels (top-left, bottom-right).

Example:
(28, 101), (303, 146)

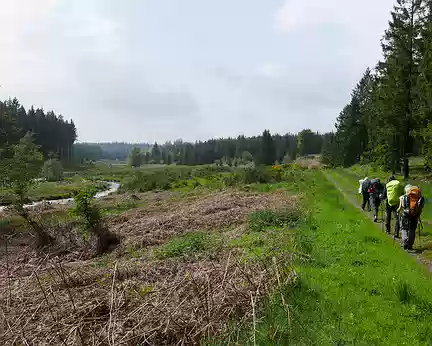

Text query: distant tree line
(322, 0), (432, 177)
(0, 98), (77, 160)
(126, 129), (323, 167)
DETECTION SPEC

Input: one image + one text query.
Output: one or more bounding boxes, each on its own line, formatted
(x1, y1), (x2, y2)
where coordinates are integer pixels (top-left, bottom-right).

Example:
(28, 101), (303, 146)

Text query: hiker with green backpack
(383, 176), (404, 237)
(398, 185), (425, 251)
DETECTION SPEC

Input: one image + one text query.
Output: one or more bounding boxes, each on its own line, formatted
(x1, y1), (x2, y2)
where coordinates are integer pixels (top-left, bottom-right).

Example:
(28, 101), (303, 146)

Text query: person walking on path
(383, 176), (403, 237)
(368, 178), (385, 223)
(359, 177), (371, 211)
(398, 185), (425, 251)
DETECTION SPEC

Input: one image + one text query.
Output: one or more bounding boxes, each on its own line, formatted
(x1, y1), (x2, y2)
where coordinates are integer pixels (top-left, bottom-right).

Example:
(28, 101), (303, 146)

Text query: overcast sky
(0, 0), (395, 143)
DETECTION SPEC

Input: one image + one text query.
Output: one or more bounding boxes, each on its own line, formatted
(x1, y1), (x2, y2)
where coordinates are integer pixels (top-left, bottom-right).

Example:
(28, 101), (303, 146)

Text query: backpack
(403, 186), (425, 217)
(368, 179), (382, 195)
(386, 180), (403, 207)
(361, 179), (371, 194)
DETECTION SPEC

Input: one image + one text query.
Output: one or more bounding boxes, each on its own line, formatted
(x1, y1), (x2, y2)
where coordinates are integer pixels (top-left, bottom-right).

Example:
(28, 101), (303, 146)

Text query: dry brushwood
(113, 190), (299, 250)
(0, 252), (295, 345)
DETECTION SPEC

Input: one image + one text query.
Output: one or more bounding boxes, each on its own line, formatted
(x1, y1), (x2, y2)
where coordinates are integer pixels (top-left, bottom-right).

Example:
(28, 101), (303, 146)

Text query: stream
(0, 182), (121, 213)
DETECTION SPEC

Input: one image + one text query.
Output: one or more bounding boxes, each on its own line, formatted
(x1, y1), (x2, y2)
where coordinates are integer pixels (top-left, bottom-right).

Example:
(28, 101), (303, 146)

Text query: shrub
(42, 159), (63, 182)
(71, 187), (118, 254)
(239, 166), (272, 184)
(154, 232), (213, 259)
(248, 209), (302, 232)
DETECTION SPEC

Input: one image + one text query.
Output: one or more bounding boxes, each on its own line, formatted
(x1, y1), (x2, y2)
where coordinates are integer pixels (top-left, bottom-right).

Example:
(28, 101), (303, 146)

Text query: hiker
(368, 178), (385, 222)
(383, 176), (403, 237)
(359, 177), (371, 211)
(398, 185), (425, 251)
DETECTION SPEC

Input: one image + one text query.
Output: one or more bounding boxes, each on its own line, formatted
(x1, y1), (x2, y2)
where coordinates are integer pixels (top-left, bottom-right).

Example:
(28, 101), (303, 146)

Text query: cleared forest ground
(2, 165), (432, 345)
(0, 170), (302, 345)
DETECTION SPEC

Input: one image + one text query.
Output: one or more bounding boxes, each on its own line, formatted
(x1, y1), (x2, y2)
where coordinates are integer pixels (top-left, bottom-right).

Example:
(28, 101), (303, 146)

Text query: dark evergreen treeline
(0, 98), (77, 160)
(322, 0), (432, 177)
(128, 129), (323, 166)
(76, 130), (324, 166)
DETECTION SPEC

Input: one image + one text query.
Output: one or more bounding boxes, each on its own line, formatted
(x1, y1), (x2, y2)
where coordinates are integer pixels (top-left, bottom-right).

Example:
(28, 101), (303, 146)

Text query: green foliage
(154, 232), (219, 259)
(241, 150), (254, 163)
(73, 143), (103, 162)
(226, 170), (432, 345)
(222, 166), (273, 187)
(258, 130), (275, 165)
(422, 122), (432, 169)
(122, 165), (232, 192)
(395, 281), (413, 304)
(248, 209), (302, 232)
(71, 187), (102, 230)
(297, 129), (323, 157)
(128, 146), (143, 167)
(42, 159), (63, 182)
(0, 133), (50, 246)
(325, 2), (432, 175)
(0, 133), (44, 202)
(0, 98), (76, 161)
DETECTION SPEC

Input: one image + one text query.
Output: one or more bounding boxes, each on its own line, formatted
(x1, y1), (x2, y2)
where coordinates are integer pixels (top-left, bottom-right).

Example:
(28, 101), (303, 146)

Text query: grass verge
(220, 170), (432, 345)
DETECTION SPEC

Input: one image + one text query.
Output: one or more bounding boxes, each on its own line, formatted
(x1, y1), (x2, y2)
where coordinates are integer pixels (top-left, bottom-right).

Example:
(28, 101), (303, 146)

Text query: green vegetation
(154, 232), (222, 260)
(71, 187), (118, 254)
(0, 98), (76, 161)
(0, 133), (51, 247)
(72, 129), (324, 166)
(42, 158), (63, 182)
(0, 178), (108, 206)
(247, 209), (302, 233)
(321, 1), (432, 178)
(226, 170), (432, 345)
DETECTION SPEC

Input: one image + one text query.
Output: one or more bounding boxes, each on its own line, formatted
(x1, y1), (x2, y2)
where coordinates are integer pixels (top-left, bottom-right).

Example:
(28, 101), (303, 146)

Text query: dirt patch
(112, 191), (299, 250)
(0, 252), (295, 345)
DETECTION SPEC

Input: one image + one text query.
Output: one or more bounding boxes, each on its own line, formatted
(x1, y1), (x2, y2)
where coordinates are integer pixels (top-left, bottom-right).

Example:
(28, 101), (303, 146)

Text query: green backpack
(386, 180), (403, 207)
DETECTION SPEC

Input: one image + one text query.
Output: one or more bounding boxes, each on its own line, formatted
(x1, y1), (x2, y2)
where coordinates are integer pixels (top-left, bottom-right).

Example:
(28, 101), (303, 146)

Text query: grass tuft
(247, 209), (302, 232)
(395, 281), (413, 304)
(154, 232), (220, 259)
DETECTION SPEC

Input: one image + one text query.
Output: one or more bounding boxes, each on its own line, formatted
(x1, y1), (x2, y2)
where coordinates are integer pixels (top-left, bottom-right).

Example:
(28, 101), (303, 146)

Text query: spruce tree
(378, 0), (425, 177)
(258, 130), (275, 165)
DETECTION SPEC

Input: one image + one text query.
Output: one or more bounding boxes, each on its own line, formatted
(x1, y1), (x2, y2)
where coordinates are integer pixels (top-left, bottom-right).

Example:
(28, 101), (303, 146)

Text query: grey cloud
(0, 0), (396, 142)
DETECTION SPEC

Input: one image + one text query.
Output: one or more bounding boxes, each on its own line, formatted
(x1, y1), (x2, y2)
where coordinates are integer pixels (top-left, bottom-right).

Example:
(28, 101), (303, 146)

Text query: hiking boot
(374, 216), (378, 223)
(394, 234), (400, 239)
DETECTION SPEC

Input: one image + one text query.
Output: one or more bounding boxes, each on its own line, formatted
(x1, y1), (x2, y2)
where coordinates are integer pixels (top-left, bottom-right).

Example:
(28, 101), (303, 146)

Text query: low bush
(248, 209), (302, 232)
(154, 232), (217, 259)
(42, 159), (63, 182)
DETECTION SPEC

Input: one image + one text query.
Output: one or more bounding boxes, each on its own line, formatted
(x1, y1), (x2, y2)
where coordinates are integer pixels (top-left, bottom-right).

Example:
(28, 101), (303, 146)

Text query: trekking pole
(418, 218), (423, 246)
(380, 204), (385, 232)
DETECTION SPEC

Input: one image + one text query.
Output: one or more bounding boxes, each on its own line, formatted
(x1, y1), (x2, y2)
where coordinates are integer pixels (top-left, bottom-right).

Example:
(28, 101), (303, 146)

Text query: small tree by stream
(71, 188), (119, 254)
(0, 133), (51, 247)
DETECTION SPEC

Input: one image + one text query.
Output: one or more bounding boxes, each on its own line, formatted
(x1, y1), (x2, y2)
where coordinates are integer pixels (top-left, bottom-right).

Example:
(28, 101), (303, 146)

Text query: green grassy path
(327, 168), (432, 262)
(250, 170), (432, 345)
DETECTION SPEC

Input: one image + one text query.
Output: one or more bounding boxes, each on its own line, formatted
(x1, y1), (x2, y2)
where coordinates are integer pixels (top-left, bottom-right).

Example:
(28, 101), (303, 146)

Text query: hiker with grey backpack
(398, 185), (425, 251)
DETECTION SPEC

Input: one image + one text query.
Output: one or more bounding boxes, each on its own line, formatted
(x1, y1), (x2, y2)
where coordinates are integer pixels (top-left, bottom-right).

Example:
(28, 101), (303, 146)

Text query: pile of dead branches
(113, 191), (299, 249)
(0, 251), (295, 345)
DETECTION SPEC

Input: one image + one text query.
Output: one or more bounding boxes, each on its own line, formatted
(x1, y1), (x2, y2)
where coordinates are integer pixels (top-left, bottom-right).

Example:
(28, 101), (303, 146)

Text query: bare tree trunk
(19, 208), (52, 248)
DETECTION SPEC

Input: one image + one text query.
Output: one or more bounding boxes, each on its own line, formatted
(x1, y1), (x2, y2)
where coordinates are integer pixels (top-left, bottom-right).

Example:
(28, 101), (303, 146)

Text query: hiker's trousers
(370, 194), (381, 219)
(385, 203), (400, 236)
(401, 214), (419, 250)
(361, 192), (370, 211)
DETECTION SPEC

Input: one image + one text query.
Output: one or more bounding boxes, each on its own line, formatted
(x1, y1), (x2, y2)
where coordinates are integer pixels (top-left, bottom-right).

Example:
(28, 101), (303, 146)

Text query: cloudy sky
(0, 0), (395, 143)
